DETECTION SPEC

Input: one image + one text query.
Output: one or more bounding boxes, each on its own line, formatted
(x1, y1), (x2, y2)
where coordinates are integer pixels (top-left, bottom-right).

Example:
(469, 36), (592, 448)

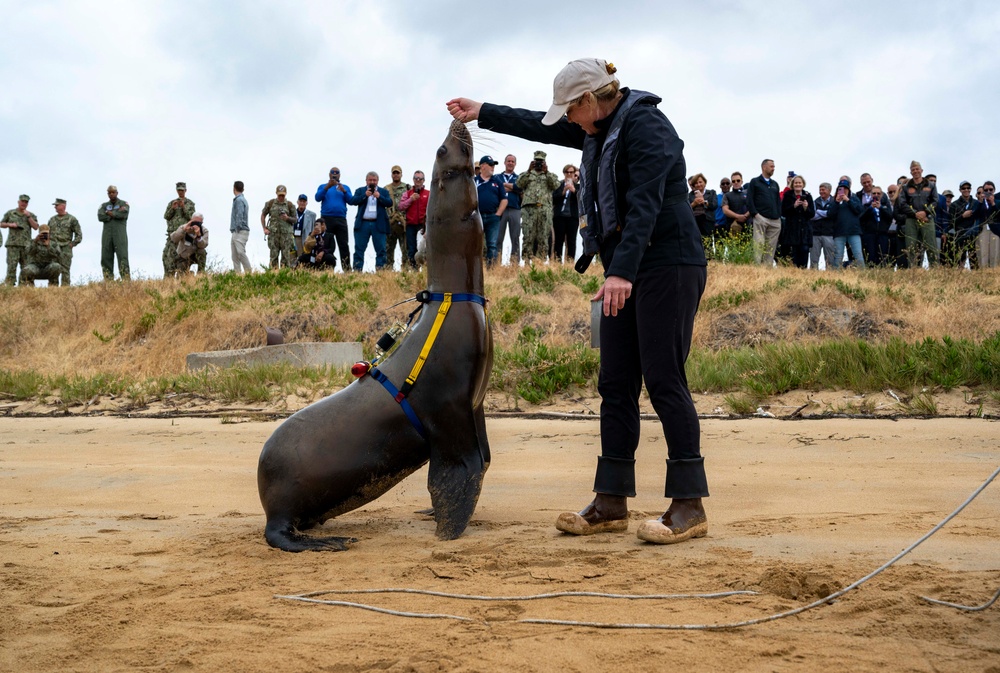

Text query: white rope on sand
(919, 586), (1000, 612)
(275, 464), (1000, 629)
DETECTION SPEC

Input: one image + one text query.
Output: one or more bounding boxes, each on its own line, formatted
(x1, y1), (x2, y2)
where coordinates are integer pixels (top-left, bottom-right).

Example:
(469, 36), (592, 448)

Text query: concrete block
(186, 342), (363, 371)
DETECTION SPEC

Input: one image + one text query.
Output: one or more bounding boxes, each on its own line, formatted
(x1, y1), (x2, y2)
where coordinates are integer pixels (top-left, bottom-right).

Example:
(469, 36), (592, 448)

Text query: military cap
(176, 181), (187, 190)
(53, 198), (67, 205)
(533, 150), (547, 161)
(276, 185), (287, 194)
(18, 194), (30, 202)
(391, 165), (402, 174)
(38, 224), (50, 233)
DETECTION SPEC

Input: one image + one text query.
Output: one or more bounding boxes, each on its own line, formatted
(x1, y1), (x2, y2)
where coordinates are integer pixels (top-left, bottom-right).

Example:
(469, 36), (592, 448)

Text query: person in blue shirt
(474, 155), (508, 266)
(315, 167), (352, 271)
(347, 171), (393, 271)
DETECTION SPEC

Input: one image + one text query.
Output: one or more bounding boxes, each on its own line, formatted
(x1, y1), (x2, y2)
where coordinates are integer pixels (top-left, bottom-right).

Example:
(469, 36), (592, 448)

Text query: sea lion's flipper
(264, 519), (357, 553)
(428, 415), (488, 540)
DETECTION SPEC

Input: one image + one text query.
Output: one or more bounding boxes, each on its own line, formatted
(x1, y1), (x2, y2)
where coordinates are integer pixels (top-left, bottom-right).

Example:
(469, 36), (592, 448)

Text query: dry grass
(0, 264), (998, 381)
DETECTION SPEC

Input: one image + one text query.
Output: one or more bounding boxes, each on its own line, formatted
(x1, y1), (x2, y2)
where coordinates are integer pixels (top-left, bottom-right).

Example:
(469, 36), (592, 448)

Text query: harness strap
(369, 367), (426, 438)
(366, 290), (487, 438)
(401, 293), (452, 395)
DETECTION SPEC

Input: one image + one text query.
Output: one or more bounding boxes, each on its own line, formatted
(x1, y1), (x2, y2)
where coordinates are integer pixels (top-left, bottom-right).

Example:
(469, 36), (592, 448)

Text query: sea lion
(257, 119), (493, 552)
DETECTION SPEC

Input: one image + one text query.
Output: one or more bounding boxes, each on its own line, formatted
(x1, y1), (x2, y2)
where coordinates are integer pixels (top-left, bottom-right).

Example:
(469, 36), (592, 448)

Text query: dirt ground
(1, 415), (998, 673)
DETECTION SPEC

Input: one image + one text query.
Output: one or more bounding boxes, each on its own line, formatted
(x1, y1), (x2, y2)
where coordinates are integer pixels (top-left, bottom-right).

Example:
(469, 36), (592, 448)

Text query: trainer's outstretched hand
(446, 98), (482, 123)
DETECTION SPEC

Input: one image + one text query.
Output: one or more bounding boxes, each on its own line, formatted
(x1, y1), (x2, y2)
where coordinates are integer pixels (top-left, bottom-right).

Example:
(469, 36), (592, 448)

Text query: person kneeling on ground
(298, 219), (336, 269)
(21, 224), (63, 286)
(169, 214), (209, 275)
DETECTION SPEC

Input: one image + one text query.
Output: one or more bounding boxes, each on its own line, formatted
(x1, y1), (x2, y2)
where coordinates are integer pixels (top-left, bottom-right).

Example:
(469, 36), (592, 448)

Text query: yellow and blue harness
(353, 290), (487, 439)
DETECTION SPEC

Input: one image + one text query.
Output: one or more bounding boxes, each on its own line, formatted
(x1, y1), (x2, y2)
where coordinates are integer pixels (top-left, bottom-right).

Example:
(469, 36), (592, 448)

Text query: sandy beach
(1, 415), (998, 672)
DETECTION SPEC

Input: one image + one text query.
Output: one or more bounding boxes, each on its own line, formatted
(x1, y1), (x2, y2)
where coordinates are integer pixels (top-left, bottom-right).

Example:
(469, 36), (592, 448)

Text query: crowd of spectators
(698, 159), (1000, 270)
(3, 157), (998, 287)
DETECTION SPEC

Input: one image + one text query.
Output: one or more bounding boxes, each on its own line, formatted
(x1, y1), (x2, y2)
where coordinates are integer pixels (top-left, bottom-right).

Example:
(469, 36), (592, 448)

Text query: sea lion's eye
(437, 146), (447, 157)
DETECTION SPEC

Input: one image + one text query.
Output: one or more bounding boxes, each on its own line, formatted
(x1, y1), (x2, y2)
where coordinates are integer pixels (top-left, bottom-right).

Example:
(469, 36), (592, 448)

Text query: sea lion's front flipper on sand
(427, 409), (489, 540)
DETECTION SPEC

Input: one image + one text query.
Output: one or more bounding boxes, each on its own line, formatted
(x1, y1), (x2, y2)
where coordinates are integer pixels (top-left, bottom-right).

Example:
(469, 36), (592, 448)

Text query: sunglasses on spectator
(986, 188), (996, 193)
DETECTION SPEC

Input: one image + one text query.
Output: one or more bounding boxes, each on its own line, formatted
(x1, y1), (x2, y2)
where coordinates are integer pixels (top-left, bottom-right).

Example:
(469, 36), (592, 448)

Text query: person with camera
(46, 198), (82, 286)
(447, 58), (709, 546)
(298, 219), (335, 269)
(169, 213), (209, 275)
(261, 185), (296, 269)
(348, 171), (393, 272)
(945, 181), (980, 268)
(398, 170), (430, 269)
(859, 185), (892, 267)
(1, 194), (40, 285)
(779, 175), (815, 268)
(978, 181), (1000, 268)
(829, 179), (865, 269)
(162, 182), (196, 277)
(687, 173), (717, 239)
(315, 167), (352, 271)
(516, 150), (561, 262)
(551, 164), (580, 263)
(21, 224), (63, 286)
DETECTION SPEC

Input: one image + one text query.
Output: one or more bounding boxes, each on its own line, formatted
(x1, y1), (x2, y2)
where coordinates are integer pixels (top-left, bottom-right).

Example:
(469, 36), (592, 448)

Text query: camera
(533, 160), (544, 171)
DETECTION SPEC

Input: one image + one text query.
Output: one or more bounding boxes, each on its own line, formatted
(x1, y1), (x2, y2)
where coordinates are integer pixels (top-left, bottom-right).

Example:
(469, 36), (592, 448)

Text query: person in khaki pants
(230, 181), (252, 274)
(746, 159), (782, 265)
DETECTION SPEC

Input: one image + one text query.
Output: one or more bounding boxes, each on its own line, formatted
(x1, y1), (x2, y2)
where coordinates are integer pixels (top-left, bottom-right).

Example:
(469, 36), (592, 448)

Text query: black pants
(297, 252), (335, 269)
(552, 215), (578, 263)
(325, 217), (351, 271)
(595, 264), (709, 500)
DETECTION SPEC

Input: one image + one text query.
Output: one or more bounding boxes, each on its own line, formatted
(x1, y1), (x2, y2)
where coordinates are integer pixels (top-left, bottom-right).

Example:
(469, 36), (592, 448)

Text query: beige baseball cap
(541, 58), (619, 126)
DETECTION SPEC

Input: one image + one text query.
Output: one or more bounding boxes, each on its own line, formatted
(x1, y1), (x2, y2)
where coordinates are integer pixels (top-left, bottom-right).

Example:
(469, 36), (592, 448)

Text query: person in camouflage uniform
(384, 165), (410, 268)
(261, 185), (297, 268)
(1, 194), (40, 285)
(98, 185), (130, 280)
(516, 150), (561, 262)
(47, 198), (82, 286)
(21, 224), (63, 285)
(162, 182), (196, 277)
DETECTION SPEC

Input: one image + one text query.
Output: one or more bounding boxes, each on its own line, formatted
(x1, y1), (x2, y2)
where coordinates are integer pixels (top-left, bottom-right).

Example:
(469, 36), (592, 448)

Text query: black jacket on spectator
(779, 190), (815, 246)
(829, 196), (863, 237)
(948, 196), (980, 237)
(746, 175), (781, 219)
(860, 201), (893, 235)
(980, 198), (1000, 236)
(688, 189), (718, 237)
(722, 189), (749, 227)
(552, 183), (579, 219)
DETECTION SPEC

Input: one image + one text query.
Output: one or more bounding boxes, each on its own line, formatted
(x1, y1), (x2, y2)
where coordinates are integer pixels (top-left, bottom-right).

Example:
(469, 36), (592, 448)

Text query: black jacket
(478, 88), (705, 281)
(860, 201), (893, 235)
(780, 190), (815, 245)
(552, 182), (579, 220)
(746, 175), (781, 219)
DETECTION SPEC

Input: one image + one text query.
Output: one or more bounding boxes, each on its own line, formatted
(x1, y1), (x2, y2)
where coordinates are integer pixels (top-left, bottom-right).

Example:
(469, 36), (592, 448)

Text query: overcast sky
(3, 0), (998, 281)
